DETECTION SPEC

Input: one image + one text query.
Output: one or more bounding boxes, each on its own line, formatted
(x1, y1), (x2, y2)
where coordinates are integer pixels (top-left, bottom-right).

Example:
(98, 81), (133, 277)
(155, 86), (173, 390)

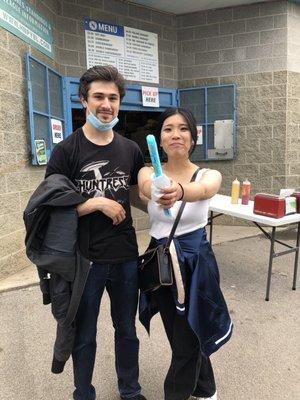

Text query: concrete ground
(0, 225), (299, 400)
(0, 225), (259, 293)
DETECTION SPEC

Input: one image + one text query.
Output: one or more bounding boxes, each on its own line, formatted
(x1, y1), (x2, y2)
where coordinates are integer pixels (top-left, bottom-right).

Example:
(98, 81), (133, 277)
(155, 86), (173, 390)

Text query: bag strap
(165, 167), (201, 249)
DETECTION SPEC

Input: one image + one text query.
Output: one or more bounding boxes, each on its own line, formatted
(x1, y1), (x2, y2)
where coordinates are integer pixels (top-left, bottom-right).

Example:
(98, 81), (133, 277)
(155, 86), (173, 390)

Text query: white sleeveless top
(148, 169), (210, 239)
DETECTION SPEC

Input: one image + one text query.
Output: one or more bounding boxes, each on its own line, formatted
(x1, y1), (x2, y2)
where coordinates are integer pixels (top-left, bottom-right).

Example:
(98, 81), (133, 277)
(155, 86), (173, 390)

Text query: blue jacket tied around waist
(139, 228), (233, 356)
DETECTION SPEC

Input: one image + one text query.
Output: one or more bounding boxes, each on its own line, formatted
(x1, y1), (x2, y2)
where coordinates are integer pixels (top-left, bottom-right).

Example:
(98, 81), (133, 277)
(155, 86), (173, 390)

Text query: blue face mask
(86, 107), (119, 132)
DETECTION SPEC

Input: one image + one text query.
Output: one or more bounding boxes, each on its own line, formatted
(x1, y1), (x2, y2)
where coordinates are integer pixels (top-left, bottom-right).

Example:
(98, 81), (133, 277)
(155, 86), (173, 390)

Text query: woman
(138, 108), (233, 400)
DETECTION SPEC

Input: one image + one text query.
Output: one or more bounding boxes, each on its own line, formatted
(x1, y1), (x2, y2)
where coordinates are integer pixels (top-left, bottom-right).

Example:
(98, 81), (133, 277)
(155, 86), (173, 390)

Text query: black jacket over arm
(23, 174), (90, 374)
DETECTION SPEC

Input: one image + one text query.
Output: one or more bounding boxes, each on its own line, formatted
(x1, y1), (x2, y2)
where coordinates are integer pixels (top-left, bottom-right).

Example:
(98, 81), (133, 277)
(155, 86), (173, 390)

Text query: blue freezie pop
(146, 134), (171, 217)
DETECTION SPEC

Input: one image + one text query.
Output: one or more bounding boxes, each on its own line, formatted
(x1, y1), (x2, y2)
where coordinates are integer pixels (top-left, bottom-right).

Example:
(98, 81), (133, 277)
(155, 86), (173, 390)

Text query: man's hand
(99, 198), (126, 225)
(77, 197), (126, 225)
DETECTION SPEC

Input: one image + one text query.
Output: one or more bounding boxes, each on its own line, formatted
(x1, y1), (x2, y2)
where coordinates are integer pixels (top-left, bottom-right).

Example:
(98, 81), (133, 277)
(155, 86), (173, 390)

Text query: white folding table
(208, 194), (300, 301)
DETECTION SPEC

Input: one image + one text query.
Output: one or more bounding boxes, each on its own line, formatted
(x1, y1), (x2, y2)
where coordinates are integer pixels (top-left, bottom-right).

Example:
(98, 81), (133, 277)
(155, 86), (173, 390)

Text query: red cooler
(253, 193), (285, 218)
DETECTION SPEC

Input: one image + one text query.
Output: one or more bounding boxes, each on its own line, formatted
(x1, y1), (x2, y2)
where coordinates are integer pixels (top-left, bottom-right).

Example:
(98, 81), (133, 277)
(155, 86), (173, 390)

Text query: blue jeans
(72, 261), (141, 400)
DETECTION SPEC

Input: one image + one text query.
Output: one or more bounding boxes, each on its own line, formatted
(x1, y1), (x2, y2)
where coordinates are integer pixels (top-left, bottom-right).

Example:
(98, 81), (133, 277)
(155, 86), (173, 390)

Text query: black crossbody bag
(138, 168), (200, 293)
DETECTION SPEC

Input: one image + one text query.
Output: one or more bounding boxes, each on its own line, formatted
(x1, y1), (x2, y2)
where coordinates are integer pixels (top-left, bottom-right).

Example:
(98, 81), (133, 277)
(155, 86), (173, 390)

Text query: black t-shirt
(45, 128), (144, 263)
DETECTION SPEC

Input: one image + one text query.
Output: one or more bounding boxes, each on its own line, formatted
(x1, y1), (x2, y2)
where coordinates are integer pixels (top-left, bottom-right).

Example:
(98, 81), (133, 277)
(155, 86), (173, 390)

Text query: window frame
(178, 84), (236, 161)
(25, 53), (66, 165)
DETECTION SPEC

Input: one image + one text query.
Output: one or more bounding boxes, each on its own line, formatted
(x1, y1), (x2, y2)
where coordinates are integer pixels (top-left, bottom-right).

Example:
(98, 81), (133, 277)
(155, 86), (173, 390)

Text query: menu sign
(84, 18), (159, 84)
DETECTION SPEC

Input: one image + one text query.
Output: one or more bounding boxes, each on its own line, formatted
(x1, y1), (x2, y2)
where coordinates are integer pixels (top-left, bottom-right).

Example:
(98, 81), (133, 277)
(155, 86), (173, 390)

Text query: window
(26, 53), (65, 165)
(179, 84), (236, 161)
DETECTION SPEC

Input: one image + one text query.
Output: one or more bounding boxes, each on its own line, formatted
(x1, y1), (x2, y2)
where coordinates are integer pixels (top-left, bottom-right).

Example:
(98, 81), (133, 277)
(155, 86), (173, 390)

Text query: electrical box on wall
(207, 119), (234, 160)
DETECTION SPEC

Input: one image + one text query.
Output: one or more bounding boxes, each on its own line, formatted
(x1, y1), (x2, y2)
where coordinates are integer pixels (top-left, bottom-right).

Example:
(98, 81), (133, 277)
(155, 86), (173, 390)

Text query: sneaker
(191, 392), (217, 400)
(120, 395), (147, 400)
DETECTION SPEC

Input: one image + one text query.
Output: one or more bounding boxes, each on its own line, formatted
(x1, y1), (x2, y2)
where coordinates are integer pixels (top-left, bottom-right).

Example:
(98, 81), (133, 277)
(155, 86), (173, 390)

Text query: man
(46, 65), (146, 400)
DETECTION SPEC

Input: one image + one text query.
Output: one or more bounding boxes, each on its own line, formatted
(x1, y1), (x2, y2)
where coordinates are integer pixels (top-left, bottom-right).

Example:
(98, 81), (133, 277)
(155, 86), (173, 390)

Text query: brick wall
(177, 0), (300, 198)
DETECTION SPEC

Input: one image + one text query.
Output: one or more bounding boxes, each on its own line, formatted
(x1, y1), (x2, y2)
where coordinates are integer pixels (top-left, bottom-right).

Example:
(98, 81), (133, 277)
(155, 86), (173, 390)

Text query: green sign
(0, 0), (53, 58)
(34, 139), (47, 165)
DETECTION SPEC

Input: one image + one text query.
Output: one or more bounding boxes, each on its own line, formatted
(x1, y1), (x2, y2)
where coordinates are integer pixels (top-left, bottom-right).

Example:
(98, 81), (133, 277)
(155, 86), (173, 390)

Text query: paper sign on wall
(196, 125), (203, 145)
(142, 86), (159, 108)
(51, 119), (63, 143)
(34, 139), (47, 165)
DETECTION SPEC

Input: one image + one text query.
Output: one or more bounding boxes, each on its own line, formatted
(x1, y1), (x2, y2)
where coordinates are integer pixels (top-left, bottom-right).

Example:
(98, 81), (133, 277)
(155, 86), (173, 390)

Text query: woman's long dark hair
(156, 107), (198, 156)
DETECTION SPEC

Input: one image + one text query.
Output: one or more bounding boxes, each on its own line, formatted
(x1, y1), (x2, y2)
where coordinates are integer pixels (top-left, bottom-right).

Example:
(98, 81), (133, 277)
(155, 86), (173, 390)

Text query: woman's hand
(151, 174), (171, 201)
(138, 166), (185, 208)
(156, 181), (183, 209)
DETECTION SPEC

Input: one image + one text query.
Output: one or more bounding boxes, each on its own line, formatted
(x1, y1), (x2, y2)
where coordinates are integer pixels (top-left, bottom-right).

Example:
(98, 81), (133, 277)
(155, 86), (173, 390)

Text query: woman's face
(160, 113), (193, 158)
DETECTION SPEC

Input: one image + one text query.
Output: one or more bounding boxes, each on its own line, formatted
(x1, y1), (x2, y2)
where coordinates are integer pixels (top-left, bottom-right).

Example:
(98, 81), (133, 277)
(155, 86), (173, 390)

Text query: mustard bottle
(231, 178), (240, 204)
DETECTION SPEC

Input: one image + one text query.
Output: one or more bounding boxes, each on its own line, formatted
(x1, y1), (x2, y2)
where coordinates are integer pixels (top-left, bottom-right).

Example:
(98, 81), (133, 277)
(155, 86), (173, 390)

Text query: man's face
(83, 80), (121, 122)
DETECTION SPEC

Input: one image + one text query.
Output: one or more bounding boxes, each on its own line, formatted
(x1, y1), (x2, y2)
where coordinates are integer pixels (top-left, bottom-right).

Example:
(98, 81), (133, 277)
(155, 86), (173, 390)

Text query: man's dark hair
(79, 65), (126, 101)
(156, 107), (198, 155)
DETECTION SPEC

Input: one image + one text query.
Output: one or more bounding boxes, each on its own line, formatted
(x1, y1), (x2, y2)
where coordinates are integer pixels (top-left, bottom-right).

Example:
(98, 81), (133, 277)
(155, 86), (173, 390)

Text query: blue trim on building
(25, 55), (36, 164)
(205, 87), (208, 158)
(233, 83), (237, 158)
(64, 78), (177, 134)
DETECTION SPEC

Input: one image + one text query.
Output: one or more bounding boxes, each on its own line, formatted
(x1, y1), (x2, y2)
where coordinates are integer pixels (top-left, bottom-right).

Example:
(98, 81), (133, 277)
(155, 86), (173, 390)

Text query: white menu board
(84, 18), (159, 84)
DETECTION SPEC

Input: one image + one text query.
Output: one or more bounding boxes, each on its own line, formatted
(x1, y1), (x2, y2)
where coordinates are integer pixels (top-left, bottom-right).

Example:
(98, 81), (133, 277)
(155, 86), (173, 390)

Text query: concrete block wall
(177, 0), (299, 197)
(287, 0), (300, 72)
(286, 4), (300, 188)
(0, 0), (63, 279)
(287, 71), (300, 188)
(178, 0), (288, 84)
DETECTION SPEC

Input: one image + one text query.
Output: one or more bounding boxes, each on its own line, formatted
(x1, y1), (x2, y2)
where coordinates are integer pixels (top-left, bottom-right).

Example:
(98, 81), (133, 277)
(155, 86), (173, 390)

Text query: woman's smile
(169, 142), (184, 148)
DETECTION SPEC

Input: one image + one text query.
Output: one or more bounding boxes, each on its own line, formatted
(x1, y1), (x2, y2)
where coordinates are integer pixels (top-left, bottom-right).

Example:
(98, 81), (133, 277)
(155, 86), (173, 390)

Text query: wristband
(178, 183), (184, 201)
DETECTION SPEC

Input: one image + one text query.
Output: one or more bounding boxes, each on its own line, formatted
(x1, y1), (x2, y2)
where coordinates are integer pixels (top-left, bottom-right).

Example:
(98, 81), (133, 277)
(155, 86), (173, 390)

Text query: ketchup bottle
(242, 179), (251, 205)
